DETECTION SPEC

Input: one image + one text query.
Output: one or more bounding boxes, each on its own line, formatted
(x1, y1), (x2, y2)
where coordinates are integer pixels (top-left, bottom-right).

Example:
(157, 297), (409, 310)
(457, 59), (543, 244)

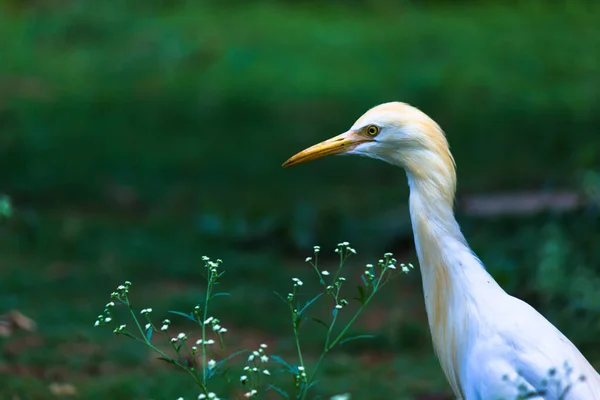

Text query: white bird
(282, 102), (600, 399)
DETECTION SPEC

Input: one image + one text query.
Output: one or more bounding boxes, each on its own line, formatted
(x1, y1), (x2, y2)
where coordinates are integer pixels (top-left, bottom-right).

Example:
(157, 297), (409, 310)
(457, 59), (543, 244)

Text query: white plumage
(283, 102), (600, 399)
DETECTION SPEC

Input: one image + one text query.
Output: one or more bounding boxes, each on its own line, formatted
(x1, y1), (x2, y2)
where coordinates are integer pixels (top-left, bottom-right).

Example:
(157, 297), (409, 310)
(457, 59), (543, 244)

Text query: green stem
(125, 330), (207, 392)
(202, 274), (213, 386)
(303, 267), (389, 398)
(123, 293), (207, 393)
(331, 251), (347, 283)
(125, 297), (147, 341)
(291, 306), (306, 381)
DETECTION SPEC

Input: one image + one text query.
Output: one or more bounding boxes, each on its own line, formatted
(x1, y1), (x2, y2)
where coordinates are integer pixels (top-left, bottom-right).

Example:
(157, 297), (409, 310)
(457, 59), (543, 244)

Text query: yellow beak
(282, 130), (373, 168)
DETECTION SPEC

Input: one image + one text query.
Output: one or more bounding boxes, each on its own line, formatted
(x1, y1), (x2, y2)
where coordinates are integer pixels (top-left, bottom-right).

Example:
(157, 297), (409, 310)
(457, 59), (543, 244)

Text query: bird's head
(282, 102), (456, 193)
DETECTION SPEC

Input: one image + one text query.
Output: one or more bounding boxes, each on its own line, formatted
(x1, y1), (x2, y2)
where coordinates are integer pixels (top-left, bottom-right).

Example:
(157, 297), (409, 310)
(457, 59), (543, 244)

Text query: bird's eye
(366, 125), (380, 136)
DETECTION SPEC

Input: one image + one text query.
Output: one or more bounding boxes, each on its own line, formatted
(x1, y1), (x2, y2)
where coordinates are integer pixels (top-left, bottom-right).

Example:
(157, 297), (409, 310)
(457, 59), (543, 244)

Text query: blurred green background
(1, 0), (600, 398)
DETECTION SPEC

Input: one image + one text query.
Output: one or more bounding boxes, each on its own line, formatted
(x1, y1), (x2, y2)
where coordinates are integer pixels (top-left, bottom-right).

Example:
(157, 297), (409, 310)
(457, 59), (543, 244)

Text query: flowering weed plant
(94, 243), (412, 399)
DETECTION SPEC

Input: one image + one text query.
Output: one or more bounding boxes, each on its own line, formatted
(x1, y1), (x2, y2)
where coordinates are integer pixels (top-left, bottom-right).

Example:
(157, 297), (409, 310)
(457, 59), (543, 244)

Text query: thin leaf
(311, 317), (329, 330)
(146, 326), (153, 342)
(339, 334), (376, 345)
(157, 356), (178, 366)
(306, 380), (320, 390)
(361, 275), (368, 287)
(168, 310), (197, 322)
(355, 285), (366, 305)
(206, 367), (216, 380)
(216, 349), (247, 369)
(210, 292), (232, 299)
(273, 291), (288, 304)
(270, 355), (296, 373)
(266, 384), (290, 399)
(299, 292), (324, 316)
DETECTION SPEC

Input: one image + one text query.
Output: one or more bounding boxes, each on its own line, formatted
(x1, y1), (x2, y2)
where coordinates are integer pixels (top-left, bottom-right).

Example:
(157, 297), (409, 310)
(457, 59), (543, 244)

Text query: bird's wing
(464, 296), (600, 400)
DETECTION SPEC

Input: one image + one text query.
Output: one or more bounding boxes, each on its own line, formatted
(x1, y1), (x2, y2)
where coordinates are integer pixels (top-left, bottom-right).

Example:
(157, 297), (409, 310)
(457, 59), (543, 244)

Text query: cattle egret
(282, 102), (600, 399)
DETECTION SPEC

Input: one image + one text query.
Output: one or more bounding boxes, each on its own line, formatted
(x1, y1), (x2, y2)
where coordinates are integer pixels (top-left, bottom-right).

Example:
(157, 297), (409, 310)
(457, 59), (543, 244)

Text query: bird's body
(283, 102), (600, 399)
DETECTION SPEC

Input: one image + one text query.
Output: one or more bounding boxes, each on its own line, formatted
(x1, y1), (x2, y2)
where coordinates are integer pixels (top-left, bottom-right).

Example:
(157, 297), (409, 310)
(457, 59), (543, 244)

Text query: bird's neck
(407, 172), (502, 397)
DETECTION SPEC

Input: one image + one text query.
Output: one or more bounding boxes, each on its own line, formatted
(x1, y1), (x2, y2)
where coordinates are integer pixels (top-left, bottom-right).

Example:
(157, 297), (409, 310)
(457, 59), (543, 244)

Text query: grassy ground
(2, 207), (600, 399)
(0, 210), (449, 399)
(1, 0), (600, 398)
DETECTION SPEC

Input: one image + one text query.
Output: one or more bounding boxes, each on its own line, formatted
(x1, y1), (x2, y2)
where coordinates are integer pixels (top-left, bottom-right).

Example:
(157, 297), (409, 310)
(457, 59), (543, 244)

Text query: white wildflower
(330, 394), (351, 400)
